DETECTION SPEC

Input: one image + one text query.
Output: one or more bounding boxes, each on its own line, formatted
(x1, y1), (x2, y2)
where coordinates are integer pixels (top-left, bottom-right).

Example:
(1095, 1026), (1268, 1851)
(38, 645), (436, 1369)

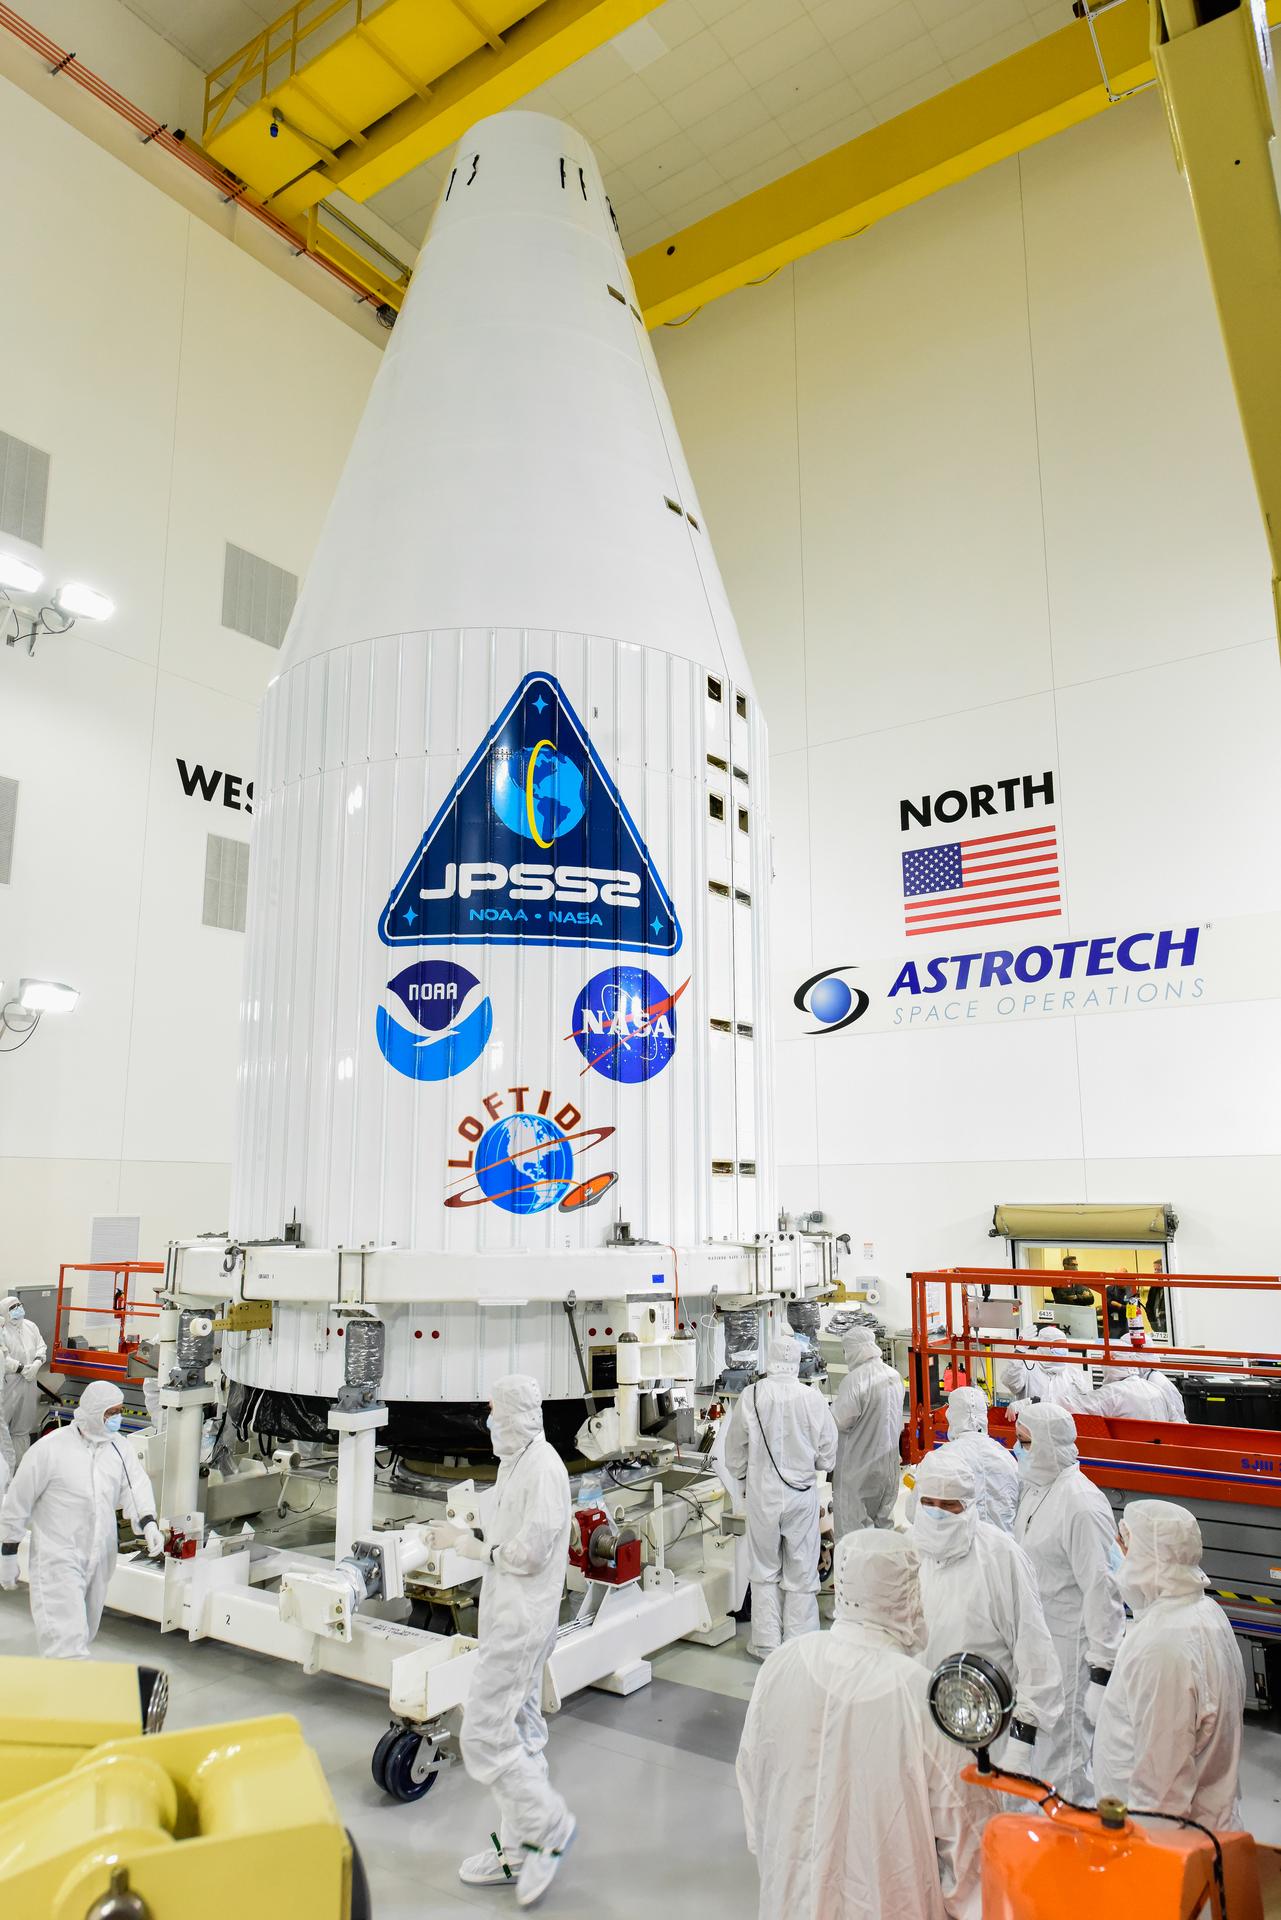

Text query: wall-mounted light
(2, 563), (116, 656)
(0, 977), (80, 1054)
(54, 582), (115, 622)
(0, 552), (44, 594)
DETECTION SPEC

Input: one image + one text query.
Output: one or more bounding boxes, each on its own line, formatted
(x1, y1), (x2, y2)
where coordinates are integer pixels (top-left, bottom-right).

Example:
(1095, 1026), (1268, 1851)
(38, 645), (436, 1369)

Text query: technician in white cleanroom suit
(1000, 1324), (1097, 1420)
(0, 1380), (162, 1657)
(830, 1328), (905, 1537)
(736, 1531), (983, 1920)
(1092, 1365), (1169, 1420)
(725, 1334), (838, 1657)
(1013, 1403), (1124, 1802)
(911, 1450), (1061, 1766)
(942, 1387), (1019, 1533)
(0, 1296), (47, 1468)
(1093, 1500), (1244, 1826)
(1125, 1329), (1188, 1422)
(425, 1375), (574, 1909)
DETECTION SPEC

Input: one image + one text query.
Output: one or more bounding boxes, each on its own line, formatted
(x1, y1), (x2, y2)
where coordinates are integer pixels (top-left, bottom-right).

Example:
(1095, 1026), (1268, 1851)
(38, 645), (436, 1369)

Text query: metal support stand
(329, 1404), (387, 1561)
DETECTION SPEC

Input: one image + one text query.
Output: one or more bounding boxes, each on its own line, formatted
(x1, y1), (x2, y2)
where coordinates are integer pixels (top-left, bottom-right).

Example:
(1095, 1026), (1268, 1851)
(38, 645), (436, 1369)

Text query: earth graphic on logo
(474, 1113), (574, 1214)
(492, 744), (586, 845)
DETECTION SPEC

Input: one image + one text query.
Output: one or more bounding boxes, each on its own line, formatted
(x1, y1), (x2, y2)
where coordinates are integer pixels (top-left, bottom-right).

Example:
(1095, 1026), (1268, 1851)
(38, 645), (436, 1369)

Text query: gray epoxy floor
(3, 1599), (1280, 1917)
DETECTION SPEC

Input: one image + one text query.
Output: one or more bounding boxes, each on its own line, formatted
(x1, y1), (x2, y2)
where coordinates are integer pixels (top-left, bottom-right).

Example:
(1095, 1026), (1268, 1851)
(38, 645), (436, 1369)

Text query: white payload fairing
(182, 111), (830, 1457)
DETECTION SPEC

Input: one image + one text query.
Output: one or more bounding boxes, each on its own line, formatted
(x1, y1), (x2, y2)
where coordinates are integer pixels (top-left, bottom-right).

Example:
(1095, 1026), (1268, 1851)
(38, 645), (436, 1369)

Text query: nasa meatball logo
(794, 965), (869, 1035)
(376, 960), (493, 1080)
(569, 967), (688, 1082)
(445, 1085), (618, 1215)
(379, 672), (682, 956)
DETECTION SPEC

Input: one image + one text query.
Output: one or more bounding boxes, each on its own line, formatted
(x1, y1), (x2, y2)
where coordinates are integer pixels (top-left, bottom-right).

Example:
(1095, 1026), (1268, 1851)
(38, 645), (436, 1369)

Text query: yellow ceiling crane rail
(1149, 0), (1281, 644)
(630, 0), (1281, 327)
(201, 0), (663, 223)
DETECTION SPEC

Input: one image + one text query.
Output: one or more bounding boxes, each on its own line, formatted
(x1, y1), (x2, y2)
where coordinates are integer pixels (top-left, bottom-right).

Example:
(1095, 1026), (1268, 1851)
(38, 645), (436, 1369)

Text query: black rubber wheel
(383, 1728), (439, 1804)
(348, 1829), (372, 1920)
(371, 1725), (400, 1792)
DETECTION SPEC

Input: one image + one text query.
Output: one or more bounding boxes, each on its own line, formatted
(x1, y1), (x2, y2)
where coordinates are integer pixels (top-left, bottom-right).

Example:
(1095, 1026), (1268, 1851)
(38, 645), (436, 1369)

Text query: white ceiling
(120, 0), (1076, 255)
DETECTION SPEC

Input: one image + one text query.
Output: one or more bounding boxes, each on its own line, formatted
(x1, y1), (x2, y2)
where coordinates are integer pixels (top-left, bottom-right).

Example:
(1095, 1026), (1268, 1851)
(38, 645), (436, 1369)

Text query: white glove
(1083, 1680), (1108, 1725)
(144, 1522), (165, 1557)
(22, 1361), (40, 1381)
(0, 1553), (18, 1591)
(425, 1521), (487, 1561)
(2, 1356), (17, 1377)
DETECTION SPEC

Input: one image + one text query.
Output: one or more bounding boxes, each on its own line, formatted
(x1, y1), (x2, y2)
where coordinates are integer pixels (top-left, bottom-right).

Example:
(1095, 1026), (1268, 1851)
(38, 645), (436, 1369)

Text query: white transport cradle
(92, 106), (838, 1802)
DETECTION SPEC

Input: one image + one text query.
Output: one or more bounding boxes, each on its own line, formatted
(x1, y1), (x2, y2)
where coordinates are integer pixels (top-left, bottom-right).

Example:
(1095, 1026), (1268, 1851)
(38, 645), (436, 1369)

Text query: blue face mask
(9, 1306), (24, 1322)
(104, 1413), (123, 1434)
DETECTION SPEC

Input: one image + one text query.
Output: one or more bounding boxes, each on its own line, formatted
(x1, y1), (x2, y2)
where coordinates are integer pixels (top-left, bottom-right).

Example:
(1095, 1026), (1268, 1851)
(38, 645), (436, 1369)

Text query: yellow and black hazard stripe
(1207, 1587), (1280, 1607)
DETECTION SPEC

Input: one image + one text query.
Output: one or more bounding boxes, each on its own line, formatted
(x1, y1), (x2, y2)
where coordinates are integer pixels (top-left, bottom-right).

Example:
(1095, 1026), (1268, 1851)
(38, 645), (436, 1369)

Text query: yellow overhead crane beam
(1150, 0), (1281, 643)
(203, 0), (663, 224)
(630, 0), (1281, 326)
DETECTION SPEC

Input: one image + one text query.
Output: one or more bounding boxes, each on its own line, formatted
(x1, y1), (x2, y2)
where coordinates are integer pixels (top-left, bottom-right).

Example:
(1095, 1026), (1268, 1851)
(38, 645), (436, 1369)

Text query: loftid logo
(380, 673), (681, 954)
(445, 1085), (617, 1215)
(794, 966), (869, 1034)
(376, 960), (493, 1081)
(569, 967), (689, 1081)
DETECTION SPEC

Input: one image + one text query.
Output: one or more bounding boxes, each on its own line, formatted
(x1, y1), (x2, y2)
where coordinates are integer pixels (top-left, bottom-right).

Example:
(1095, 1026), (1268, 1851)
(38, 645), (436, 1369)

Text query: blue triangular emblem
(379, 672), (683, 955)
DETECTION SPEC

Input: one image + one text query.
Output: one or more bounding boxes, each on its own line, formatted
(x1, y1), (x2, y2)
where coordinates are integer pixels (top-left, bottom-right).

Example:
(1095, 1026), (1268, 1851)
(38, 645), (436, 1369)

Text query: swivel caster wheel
(376, 1727), (441, 1803)
(371, 1726), (400, 1792)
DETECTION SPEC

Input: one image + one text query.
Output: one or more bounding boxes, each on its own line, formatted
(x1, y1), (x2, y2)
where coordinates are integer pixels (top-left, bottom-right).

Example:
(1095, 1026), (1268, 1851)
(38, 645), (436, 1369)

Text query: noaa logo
(569, 967), (688, 1082)
(794, 965), (868, 1035)
(379, 673), (681, 954)
(445, 1086), (617, 1215)
(376, 960), (493, 1081)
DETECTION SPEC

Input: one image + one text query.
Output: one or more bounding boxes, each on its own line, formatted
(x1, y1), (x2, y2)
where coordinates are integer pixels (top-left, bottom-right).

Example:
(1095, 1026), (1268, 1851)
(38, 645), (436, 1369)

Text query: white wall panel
(1077, 1003), (1281, 1163)
(0, 75), (376, 1293)
(0, 77), (185, 673)
(656, 87), (1281, 1342)
(815, 1017), (1086, 1168)
(792, 158), (1051, 746)
(159, 221), (376, 705)
(653, 269), (808, 756)
(1054, 642), (1281, 928)
(804, 689), (1061, 964)
(1022, 95), (1273, 685)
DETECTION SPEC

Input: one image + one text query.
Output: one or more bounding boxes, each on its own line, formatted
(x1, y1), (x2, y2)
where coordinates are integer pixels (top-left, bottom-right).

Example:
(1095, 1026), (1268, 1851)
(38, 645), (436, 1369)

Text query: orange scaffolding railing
(906, 1266), (1281, 1463)
(52, 1261), (164, 1382)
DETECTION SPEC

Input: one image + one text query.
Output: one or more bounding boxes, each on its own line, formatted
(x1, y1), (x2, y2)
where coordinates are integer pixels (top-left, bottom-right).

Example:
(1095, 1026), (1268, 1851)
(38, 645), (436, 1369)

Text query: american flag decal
(901, 825), (1061, 938)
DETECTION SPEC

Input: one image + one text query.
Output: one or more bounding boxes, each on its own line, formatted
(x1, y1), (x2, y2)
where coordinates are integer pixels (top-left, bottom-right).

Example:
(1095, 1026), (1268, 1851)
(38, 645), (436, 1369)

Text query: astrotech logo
(794, 966), (869, 1035)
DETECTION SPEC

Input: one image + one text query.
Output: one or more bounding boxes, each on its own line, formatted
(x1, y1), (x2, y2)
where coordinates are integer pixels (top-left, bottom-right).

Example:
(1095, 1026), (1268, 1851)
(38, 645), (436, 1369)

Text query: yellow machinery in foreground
(0, 1660), (367, 1919)
(0, 1656), (168, 1802)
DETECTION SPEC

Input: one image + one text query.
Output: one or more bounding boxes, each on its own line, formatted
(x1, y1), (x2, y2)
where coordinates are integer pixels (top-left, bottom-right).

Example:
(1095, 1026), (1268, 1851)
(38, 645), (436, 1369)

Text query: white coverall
(736, 1531), (983, 1920)
(0, 1380), (160, 1657)
(1013, 1402), (1124, 1803)
(457, 1376), (573, 1863)
(830, 1329), (904, 1537)
(911, 1450), (1061, 1765)
(1093, 1501), (1244, 1827)
(725, 1334), (839, 1654)
(1127, 1336), (1188, 1422)
(943, 1387), (1019, 1534)
(0, 1298), (47, 1469)
(1000, 1325), (1097, 1421)
(1092, 1369), (1169, 1421)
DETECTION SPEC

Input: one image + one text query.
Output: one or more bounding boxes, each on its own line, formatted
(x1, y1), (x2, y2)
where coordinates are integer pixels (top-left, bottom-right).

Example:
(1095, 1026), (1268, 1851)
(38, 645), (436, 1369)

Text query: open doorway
(1012, 1240), (1175, 1344)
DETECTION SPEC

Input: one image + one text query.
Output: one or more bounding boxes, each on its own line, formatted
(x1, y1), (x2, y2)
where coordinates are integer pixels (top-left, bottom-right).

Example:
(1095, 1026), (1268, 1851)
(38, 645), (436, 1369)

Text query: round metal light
(928, 1653), (1014, 1751)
